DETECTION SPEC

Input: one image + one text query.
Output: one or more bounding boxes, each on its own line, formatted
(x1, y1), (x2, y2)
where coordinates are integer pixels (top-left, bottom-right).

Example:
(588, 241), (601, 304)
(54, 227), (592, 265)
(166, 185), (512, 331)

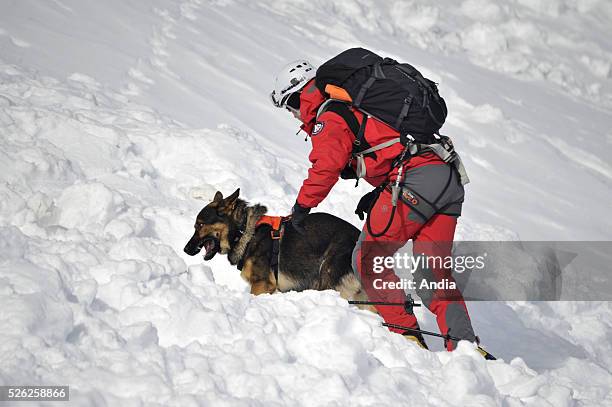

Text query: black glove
(355, 190), (379, 220)
(340, 164), (357, 180)
(291, 202), (310, 234)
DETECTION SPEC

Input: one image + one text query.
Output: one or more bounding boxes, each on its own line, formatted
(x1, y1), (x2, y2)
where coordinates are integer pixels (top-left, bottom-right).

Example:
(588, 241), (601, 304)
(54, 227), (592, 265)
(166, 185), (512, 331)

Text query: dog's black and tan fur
(184, 189), (371, 305)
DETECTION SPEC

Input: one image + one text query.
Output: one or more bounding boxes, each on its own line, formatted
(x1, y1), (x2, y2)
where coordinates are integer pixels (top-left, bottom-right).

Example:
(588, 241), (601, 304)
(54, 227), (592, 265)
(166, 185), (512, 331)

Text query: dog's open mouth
(200, 237), (220, 260)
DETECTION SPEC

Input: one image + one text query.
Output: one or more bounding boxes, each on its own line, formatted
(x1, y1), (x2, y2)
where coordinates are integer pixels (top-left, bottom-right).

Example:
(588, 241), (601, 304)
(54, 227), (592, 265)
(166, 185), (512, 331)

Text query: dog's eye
(195, 223), (203, 230)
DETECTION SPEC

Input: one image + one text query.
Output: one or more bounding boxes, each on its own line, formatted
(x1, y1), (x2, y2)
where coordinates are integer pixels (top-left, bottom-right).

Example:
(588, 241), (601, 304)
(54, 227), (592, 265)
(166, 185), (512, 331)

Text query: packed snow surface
(1, 0), (611, 405)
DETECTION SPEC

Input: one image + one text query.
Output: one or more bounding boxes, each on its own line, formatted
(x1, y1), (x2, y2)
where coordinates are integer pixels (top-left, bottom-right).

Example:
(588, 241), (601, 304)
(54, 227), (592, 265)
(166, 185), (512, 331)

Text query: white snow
(0, 0), (611, 405)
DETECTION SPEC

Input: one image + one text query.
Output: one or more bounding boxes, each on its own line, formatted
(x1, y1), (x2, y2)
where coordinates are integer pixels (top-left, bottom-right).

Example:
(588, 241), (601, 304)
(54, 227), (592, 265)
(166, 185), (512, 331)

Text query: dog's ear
(226, 188), (240, 203)
(213, 191), (223, 203)
(219, 188), (240, 213)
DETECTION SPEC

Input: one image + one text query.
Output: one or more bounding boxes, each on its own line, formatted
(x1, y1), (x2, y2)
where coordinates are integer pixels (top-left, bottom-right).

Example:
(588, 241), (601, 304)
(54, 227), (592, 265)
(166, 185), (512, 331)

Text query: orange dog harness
(254, 215), (291, 281)
(255, 215), (290, 240)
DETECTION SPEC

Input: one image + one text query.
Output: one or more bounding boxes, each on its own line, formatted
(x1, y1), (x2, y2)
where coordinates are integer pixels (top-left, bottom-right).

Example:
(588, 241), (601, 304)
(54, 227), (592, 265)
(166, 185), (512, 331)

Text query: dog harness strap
(271, 237), (281, 282)
(255, 215), (290, 283)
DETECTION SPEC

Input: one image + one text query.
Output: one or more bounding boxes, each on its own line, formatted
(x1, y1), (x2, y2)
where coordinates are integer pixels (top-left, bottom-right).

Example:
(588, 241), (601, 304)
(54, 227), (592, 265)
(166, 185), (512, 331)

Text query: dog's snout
(184, 238), (200, 256)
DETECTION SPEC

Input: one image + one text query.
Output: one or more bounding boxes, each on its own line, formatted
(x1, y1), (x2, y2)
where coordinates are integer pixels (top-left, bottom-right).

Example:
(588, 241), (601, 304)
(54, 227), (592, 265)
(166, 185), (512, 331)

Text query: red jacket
(296, 80), (444, 208)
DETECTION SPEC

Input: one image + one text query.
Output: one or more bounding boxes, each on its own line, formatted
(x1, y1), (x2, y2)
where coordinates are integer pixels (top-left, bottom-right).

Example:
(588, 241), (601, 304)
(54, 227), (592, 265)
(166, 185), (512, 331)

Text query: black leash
(382, 322), (461, 342)
(349, 299), (460, 343)
(365, 145), (411, 237)
(349, 297), (497, 358)
(349, 295), (420, 314)
(365, 190), (395, 237)
(382, 322), (497, 360)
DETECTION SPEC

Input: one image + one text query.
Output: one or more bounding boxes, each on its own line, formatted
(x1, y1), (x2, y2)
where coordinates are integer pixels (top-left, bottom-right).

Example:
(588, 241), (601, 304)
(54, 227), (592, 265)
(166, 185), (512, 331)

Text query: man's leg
(413, 214), (477, 350)
(352, 189), (424, 335)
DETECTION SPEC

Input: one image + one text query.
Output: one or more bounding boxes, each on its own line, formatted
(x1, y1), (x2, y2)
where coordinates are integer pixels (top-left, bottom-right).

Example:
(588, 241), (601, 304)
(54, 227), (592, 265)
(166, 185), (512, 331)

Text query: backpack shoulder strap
(316, 99), (368, 159)
(316, 99), (360, 137)
(317, 99), (403, 157)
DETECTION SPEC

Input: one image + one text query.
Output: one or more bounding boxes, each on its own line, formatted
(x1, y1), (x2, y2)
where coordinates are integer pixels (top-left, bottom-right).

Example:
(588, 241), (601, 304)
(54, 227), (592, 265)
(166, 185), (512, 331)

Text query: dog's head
(184, 188), (243, 260)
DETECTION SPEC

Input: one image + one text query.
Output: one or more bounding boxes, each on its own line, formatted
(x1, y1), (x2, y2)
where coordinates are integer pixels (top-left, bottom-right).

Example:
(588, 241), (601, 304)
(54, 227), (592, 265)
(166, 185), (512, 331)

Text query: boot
(476, 346), (496, 360)
(474, 336), (496, 360)
(403, 330), (429, 350)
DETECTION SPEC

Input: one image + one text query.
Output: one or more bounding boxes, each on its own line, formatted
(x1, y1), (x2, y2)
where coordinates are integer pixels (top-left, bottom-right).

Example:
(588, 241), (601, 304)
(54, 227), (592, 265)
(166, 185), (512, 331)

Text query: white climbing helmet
(270, 59), (316, 108)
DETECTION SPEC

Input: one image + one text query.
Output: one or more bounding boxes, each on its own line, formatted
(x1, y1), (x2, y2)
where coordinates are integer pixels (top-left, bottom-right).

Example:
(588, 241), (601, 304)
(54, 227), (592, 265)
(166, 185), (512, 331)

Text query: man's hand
(291, 202), (310, 234)
(355, 190), (379, 220)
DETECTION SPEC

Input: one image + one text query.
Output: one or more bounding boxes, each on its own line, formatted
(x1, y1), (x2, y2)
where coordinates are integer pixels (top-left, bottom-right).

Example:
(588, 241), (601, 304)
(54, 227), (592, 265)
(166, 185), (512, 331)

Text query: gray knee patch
(445, 302), (476, 344)
(414, 264), (435, 307)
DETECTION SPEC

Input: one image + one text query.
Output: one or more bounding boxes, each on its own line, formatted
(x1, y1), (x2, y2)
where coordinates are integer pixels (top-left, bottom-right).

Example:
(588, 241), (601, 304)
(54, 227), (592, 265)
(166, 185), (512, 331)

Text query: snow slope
(1, 0), (611, 405)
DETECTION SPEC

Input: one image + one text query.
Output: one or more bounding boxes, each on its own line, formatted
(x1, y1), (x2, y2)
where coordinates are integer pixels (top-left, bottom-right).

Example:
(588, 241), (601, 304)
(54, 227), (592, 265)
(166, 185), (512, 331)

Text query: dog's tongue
(204, 240), (214, 254)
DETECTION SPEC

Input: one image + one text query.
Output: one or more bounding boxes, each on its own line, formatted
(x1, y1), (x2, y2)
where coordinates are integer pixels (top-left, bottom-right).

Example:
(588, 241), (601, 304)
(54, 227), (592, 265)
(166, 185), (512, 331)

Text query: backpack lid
(315, 48), (383, 93)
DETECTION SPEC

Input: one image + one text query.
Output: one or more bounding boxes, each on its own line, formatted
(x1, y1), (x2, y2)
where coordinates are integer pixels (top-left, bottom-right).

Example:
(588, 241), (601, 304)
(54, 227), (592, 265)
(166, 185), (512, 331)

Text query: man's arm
(296, 113), (354, 208)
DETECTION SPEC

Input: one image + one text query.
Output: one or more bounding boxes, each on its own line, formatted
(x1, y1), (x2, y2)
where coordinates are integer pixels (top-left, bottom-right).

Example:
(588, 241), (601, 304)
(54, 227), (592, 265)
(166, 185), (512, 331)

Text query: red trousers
(353, 189), (475, 350)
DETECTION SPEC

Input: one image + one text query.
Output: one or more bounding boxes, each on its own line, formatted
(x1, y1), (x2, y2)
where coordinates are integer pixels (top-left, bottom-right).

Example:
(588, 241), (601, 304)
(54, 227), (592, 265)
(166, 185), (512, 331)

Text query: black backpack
(315, 47), (447, 145)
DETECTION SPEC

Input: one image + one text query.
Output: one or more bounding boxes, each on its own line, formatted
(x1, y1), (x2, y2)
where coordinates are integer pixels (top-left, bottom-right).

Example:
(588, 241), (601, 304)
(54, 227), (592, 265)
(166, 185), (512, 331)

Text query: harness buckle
(271, 221), (287, 240)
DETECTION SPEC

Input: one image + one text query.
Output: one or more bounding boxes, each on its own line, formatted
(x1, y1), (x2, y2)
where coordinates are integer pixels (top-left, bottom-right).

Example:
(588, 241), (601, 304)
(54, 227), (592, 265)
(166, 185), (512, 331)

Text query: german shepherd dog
(183, 188), (371, 305)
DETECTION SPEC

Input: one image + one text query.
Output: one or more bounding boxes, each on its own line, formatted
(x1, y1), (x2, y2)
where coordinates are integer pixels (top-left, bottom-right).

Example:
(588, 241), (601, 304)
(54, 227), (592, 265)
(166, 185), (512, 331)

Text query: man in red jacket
(271, 60), (487, 355)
